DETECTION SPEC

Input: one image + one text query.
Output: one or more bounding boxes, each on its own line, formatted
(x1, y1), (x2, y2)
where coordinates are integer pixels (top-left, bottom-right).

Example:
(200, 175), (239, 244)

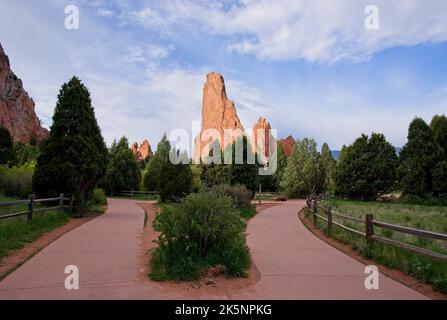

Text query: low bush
(150, 192), (250, 280)
(0, 162), (34, 198)
(86, 188), (107, 213)
(212, 184), (252, 208)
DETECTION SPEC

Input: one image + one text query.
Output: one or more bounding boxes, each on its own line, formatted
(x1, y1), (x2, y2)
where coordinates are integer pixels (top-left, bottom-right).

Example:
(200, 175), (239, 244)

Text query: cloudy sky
(1, 0), (447, 151)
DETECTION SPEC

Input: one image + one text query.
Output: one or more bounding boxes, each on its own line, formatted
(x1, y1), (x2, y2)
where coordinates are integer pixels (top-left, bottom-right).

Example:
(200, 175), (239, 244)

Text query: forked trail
(0, 199), (427, 299)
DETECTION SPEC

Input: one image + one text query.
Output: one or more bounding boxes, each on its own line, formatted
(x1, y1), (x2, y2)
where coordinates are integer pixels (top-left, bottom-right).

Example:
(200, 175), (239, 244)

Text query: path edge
(297, 206), (445, 300)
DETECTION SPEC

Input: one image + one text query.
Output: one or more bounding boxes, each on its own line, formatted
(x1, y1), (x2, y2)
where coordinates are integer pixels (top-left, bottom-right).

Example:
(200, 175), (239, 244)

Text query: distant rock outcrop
(131, 139), (153, 161)
(194, 72), (245, 161)
(252, 116), (273, 160)
(0, 43), (48, 143)
(278, 135), (295, 156)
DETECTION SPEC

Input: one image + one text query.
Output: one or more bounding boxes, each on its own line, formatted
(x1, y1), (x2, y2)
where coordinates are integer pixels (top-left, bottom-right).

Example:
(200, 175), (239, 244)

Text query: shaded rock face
(279, 135), (295, 156)
(0, 43), (48, 143)
(194, 72), (245, 161)
(252, 116), (273, 160)
(131, 139), (153, 161)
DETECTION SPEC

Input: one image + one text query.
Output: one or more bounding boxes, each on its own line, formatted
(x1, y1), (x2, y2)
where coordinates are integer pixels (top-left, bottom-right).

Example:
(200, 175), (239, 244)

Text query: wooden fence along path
(0, 193), (74, 221)
(114, 190), (158, 199)
(305, 197), (447, 262)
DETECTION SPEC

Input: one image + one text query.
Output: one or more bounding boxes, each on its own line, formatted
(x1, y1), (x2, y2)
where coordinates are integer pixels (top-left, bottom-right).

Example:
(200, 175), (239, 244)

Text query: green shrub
(86, 188), (107, 213)
(0, 162), (34, 198)
(90, 188), (107, 206)
(150, 192), (250, 280)
(212, 184), (252, 208)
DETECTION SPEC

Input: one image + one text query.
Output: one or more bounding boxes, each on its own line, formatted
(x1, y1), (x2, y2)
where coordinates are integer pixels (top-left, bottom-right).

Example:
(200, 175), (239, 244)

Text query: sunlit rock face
(193, 72), (245, 162)
(131, 139), (153, 161)
(0, 43), (48, 143)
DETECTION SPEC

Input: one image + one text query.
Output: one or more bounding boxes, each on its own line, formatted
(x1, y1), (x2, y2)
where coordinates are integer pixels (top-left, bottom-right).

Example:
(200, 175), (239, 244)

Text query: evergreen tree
(143, 135), (192, 202)
(33, 77), (108, 207)
(280, 138), (325, 198)
(227, 136), (258, 192)
(102, 137), (141, 195)
(200, 139), (228, 188)
(321, 143), (336, 194)
(334, 133), (397, 200)
(430, 115), (447, 198)
(0, 126), (14, 165)
(431, 115), (447, 160)
(143, 156), (158, 191)
(398, 118), (437, 197)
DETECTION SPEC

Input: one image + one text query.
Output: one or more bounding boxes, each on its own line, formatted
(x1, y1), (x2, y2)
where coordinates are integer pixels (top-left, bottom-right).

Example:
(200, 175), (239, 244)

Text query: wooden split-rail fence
(0, 193), (74, 222)
(305, 196), (447, 262)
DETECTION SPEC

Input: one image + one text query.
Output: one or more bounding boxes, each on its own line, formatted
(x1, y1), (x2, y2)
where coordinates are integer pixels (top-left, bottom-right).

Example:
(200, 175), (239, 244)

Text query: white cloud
(126, 0), (447, 63)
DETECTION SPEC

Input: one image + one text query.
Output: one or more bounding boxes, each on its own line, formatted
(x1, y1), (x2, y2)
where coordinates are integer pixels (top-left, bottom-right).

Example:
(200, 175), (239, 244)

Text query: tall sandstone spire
(0, 43), (48, 143)
(252, 116), (274, 161)
(194, 72), (245, 161)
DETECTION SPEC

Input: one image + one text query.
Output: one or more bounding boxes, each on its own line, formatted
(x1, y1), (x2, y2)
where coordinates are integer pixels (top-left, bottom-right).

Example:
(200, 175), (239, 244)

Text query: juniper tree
(398, 118), (437, 197)
(0, 126), (14, 165)
(102, 136), (141, 195)
(33, 77), (108, 207)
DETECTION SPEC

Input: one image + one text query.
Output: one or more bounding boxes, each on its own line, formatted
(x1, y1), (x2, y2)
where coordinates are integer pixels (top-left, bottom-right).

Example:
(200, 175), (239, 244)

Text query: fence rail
(114, 190), (158, 199)
(305, 196), (447, 262)
(0, 193), (74, 221)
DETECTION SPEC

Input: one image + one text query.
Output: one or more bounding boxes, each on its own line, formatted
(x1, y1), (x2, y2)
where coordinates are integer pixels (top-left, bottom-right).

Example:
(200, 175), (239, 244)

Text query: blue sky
(1, 0), (447, 151)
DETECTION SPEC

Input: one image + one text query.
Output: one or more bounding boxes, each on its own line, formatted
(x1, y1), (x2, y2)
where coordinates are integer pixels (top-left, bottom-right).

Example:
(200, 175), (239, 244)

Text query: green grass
(306, 198), (447, 293)
(239, 204), (257, 219)
(0, 194), (71, 261)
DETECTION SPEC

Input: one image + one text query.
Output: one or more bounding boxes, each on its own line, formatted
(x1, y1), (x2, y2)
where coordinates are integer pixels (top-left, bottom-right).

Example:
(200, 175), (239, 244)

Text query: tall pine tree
(33, 77), (108, 207)
(430, 115), (447, 198)
(0, 126), (14, 165)
(102, 136), (141, 195)
(321, 143), (336, 194)
(398, 118), (437, 198)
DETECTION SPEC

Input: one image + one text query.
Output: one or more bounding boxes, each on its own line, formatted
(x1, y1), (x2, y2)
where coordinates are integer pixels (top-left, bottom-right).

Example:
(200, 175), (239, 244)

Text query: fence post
(327, 206), (333, 236)
(312, 199), (317, 225)
(59, 193), (64, 208)
(366, 213), (374, 241)
(131, 189), (134, 200)
(27, 194), (34, 222)
(258, 183), (262, 204)
(69, 195), (74, 213)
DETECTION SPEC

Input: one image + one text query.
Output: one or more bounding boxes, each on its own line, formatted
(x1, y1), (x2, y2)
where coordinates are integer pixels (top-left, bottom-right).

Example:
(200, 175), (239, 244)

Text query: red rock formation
(251, 116), (273, 160)
(278, 135), (295, 156)
(194, 72), (245, 161)
(0, 43), (48, 143)
(131, 140), (153, 161)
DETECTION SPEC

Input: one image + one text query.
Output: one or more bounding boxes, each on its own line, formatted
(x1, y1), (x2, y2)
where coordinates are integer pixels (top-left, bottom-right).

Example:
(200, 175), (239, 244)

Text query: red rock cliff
(194, 72), (245, 161)
(0, 43), (48, 143)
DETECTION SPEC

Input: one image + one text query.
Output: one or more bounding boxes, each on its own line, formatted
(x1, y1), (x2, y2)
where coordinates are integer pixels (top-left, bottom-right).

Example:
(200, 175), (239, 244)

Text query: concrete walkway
(0, 199), (427, 299)
(0, 198), (172, 299)
(235, 200), (427, 299)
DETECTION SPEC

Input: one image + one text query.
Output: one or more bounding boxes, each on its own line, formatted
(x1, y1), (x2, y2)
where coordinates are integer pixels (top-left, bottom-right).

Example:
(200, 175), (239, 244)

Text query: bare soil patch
(136, 202), (276, 299)
(298, 208), (446, 300)
(0, 212), (101, 281)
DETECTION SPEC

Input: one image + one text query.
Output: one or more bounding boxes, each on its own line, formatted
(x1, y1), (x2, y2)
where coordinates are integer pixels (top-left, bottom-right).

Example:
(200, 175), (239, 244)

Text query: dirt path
(0, 199), (427, 299)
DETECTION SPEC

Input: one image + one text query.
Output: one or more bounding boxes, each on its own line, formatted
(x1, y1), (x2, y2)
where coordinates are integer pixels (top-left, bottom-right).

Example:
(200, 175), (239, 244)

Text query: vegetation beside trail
(150, 190), (253, 281)
(305, 198), (447, 294)
(0, 195), (70, 261)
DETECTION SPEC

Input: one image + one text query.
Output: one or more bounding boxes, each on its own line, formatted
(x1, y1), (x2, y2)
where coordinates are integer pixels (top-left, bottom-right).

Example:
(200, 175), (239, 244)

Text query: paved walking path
(0, 198), (172, 299)
(235, 200), (427, 299)
(0, 199), (427, 299)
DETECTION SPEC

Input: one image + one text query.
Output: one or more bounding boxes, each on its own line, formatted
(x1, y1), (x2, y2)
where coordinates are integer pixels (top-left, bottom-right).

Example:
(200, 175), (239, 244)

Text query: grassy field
(0, 194), (70, 261)
(305, 198), (447, 293)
